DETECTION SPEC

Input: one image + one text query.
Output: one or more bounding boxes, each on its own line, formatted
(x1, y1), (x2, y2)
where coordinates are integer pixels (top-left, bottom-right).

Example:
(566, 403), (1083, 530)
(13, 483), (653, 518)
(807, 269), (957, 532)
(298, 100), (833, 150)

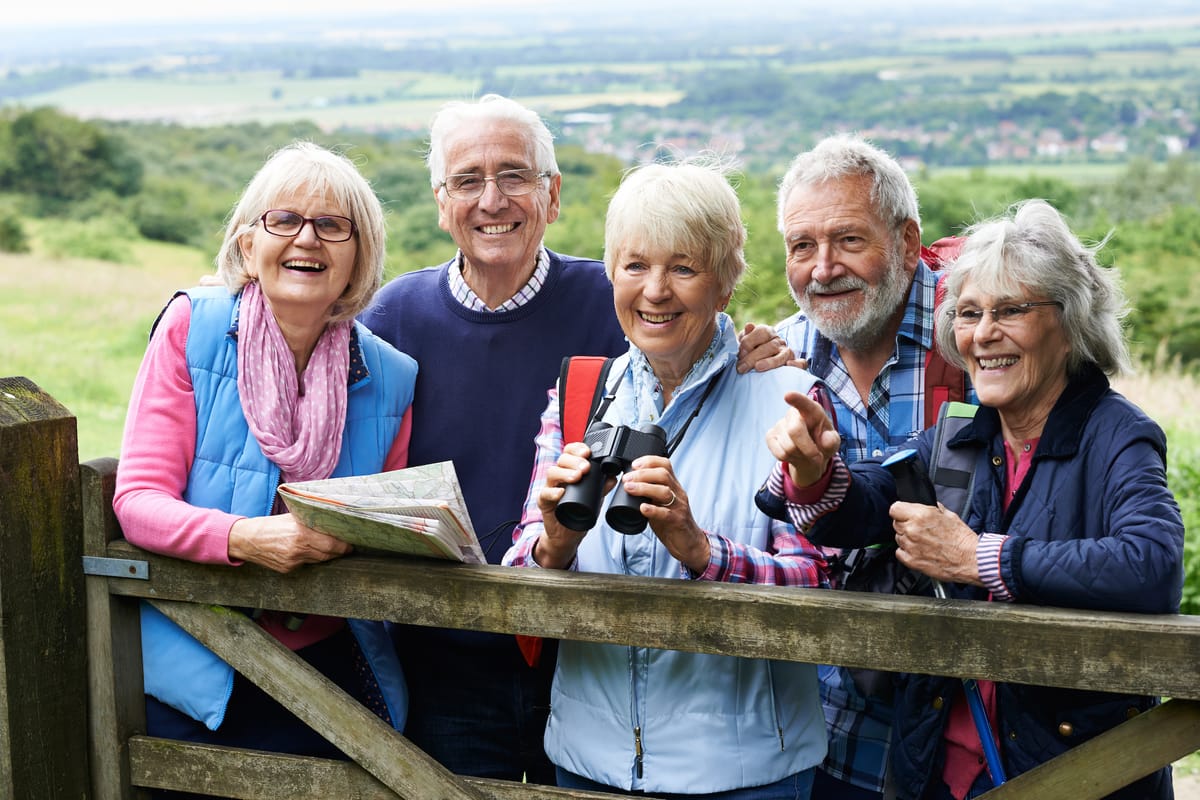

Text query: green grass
(922, 162), (1131, 183)
(0, 236), (210, 461)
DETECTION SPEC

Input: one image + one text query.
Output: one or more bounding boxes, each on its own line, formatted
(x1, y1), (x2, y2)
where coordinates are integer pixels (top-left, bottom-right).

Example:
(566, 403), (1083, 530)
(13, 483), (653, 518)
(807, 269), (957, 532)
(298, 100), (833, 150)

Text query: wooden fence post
(0, 377), (90, 799)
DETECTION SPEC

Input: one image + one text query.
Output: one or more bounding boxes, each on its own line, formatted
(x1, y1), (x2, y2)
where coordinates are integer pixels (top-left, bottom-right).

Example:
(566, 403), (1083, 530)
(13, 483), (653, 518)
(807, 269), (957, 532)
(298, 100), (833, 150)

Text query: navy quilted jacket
(807, 364), (1184, 799)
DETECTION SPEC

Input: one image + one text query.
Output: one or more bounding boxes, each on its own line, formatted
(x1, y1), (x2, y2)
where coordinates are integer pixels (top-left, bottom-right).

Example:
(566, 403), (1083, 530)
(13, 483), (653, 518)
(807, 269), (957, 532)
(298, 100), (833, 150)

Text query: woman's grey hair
(776, 134), (921, 237)
(604, 158), (747, 297)
(934, 199), (1132, 377)
(215, 141), (386, 322)
(426, 94), (560, 193)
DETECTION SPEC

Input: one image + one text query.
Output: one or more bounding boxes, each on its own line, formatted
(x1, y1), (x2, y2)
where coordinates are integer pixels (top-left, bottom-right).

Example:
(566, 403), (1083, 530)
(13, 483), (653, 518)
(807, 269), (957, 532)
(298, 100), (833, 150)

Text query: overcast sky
(1, 0), (540, 26)
(5, 0), (1189, 31)
(14, 0), (676, 28)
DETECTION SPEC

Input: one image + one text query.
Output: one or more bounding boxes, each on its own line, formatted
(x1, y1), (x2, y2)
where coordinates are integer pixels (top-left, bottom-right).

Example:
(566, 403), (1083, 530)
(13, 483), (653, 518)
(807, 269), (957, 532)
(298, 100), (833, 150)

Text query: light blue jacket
(544, 318), (827, 794)
(140, 287), (417, 731)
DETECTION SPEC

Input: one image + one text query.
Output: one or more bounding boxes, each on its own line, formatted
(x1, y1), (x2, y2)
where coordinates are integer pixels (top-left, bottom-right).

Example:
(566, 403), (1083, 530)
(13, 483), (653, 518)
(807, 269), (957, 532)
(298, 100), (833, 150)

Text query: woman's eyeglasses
(950, 301), (1062, 329)
(259, 210), (357, 242)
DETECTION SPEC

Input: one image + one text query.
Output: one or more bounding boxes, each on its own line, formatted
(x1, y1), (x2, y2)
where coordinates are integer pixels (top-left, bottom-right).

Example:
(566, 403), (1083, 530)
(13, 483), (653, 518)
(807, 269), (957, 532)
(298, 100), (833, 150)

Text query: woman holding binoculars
(503, 159), (836, 799)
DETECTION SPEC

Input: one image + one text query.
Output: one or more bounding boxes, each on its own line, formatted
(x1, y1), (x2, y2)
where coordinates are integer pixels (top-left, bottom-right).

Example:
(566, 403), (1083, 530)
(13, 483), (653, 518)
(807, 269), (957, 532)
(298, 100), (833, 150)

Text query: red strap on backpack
(518, 356), (615, 669)
(921, 238), (968, 429)
(559, 355), (615, 444)
(921, 236), (965, 270)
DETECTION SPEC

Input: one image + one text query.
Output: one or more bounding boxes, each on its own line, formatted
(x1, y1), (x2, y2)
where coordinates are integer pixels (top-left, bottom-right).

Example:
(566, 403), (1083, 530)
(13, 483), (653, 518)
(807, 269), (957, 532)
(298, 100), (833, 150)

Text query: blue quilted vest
(140, 287), (417, 731)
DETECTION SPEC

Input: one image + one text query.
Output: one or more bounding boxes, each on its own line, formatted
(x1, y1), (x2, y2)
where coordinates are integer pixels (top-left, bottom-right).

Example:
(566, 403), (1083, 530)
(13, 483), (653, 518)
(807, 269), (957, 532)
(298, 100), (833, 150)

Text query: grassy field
(13, 70), (685, 132)
(0, 242), (209, 460)
(10, 14), (1198, 137)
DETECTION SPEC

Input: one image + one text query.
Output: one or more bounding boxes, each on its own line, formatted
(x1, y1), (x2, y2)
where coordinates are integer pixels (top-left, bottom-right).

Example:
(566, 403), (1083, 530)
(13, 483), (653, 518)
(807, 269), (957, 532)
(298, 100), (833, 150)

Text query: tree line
(2, 106), (1199, 364)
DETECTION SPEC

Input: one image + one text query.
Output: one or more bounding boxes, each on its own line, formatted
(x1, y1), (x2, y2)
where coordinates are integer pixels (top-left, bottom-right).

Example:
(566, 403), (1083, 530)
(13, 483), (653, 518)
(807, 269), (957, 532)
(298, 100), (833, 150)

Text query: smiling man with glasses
(359, 94), (628, 786)
(361, 95), (793, 786)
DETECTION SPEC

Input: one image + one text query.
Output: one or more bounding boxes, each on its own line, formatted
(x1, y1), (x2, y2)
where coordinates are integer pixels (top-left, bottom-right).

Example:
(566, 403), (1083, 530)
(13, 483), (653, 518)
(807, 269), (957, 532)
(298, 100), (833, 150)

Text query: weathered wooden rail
(3, 376), (1199, 799)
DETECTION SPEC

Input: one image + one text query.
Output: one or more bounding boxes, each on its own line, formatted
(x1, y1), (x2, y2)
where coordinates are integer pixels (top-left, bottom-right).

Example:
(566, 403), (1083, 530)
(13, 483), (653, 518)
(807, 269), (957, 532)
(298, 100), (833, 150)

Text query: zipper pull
(777, 725), (786, 752)
(634, 726), (644, 778)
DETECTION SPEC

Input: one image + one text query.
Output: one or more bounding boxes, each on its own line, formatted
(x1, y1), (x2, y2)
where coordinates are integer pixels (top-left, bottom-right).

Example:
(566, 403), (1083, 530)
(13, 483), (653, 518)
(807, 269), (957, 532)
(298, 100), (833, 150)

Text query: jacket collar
(951, 363), (1109, 459)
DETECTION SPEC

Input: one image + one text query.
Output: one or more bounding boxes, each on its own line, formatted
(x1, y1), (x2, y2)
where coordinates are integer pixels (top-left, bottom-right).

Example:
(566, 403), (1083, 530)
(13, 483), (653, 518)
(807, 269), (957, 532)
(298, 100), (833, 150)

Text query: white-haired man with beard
(764, 134), (968, 800)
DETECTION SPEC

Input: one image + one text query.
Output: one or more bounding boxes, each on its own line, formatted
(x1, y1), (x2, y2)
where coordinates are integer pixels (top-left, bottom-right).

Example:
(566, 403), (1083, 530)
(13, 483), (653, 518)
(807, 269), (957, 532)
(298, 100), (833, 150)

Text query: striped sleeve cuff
(976, 533), (1012, 601)
(772, 456), (850, 530)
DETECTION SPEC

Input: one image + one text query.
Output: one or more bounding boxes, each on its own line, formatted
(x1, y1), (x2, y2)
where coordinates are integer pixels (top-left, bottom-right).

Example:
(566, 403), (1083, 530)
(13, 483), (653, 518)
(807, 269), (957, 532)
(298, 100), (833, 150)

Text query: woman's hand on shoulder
(227, 514), (352, 574)
(623, 456), (711, 574)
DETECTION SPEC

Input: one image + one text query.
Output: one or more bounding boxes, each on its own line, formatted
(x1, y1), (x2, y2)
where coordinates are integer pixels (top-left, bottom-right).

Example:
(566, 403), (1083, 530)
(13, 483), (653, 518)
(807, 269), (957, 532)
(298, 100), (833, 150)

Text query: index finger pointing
(783, 390), (825, 419)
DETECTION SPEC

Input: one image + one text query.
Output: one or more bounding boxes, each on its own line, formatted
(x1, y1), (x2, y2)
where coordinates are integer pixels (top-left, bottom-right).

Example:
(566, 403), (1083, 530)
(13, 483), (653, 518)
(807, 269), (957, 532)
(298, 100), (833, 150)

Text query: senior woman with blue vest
(758, 199), (1184, 800)
(503, 160), (832, 799)
(114, 142), (416, 792)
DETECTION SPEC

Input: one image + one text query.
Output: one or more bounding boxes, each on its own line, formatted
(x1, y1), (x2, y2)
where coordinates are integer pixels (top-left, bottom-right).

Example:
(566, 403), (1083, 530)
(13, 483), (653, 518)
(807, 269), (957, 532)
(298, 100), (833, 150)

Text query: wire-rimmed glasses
(949, 301), (1062, 330)
(438, 168), (552, 200)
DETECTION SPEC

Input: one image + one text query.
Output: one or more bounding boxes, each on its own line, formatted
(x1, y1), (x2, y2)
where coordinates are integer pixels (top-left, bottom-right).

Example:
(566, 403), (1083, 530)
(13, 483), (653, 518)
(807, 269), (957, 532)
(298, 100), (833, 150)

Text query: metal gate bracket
(82, 556), (149, 580)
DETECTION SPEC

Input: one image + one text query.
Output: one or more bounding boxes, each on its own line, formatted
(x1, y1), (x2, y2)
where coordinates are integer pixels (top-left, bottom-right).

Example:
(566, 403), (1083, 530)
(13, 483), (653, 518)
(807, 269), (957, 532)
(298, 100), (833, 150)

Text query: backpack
(841, 400), (981, 699)
(831, 400), (980, 589)
(515, 355), (617, 670)
(920, 236), (968, 428)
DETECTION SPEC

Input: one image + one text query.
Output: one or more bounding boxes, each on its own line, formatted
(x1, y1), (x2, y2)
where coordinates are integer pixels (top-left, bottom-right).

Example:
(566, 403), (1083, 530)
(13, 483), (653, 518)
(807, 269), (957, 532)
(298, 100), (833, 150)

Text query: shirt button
(932, 696), (944, 711)
(1058, 722), (1074, 737)
(992, 456), (1003, 466)
(872, 449), (883, 457)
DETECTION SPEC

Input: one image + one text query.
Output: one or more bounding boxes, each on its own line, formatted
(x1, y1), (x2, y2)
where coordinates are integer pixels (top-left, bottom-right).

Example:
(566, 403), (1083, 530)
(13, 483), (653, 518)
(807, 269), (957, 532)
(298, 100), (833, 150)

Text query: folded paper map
(278, 461), (485, 564)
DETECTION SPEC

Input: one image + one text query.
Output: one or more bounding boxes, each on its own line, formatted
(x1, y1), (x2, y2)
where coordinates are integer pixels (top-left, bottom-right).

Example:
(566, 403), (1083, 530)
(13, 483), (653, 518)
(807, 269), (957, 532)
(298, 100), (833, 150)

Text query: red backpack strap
(924, 349), (966, 430)
(923, 261), (967, 429)
(921, 235), (966, 270)
(558, 356), (616, 443)
(521, 356), (614, 670)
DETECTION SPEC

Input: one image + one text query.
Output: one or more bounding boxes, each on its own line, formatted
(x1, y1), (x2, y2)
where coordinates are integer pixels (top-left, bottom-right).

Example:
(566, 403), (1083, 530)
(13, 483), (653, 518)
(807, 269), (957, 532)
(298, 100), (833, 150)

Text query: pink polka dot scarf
(236, 281), (350, 483)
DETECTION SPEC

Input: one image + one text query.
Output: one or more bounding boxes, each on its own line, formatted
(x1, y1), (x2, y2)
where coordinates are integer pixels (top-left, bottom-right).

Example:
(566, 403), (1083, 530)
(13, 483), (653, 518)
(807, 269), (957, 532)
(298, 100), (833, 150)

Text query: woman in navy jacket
(760, 199), (1183, 800)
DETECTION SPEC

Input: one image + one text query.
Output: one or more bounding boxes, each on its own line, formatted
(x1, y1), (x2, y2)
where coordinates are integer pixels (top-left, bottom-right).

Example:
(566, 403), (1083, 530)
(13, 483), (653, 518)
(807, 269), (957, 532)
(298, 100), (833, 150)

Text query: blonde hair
(604, 159), (747, 296)
(215, 141), (386, 322)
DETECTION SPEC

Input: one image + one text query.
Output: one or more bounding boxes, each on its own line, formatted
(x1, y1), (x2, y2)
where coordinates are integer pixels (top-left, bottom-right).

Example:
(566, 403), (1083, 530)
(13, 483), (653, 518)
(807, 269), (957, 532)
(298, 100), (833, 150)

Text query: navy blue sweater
(361, 250), (627, 564)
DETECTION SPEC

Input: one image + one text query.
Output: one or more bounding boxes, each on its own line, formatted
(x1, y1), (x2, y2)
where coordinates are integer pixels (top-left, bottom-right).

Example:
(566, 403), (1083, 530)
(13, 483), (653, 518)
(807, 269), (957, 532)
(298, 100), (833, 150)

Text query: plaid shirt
(776, 260), (953, 792)
(778, 260), (944, 464)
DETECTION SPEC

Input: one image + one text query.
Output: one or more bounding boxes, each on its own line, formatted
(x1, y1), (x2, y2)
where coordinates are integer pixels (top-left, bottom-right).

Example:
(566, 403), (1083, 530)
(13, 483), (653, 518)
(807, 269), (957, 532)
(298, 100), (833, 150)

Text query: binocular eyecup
(556, 422), (668, 534)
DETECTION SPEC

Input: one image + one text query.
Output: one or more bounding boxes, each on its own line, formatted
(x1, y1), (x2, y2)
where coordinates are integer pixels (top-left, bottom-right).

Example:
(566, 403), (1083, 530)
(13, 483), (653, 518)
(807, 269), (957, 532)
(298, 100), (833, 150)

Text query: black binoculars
(556, 421), (668, 534)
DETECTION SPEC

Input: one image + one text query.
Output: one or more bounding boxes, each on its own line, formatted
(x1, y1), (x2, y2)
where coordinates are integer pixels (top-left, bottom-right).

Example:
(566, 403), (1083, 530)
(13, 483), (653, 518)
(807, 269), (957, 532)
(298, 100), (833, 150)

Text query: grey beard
(796, 252), (910, 352)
